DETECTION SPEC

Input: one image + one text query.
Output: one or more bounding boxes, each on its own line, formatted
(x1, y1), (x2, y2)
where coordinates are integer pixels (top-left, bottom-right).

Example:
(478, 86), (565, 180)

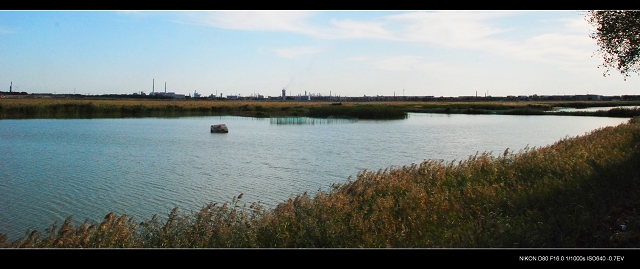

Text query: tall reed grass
(551, 107), (640, 118)
(3, 99), (640, 119)
(0, 99), (325, 119)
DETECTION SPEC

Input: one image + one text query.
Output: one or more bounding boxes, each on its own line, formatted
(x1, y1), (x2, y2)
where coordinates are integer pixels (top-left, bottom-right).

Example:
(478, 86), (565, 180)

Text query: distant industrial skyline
(1, 10), (639, 98)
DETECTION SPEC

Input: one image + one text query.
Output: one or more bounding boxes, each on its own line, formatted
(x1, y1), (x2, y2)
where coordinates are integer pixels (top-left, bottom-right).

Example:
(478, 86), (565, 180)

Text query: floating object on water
(211, 124), (228, 133)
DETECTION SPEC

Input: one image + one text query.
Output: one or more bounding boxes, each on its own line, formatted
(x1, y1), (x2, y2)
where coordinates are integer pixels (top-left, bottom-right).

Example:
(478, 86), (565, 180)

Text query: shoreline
(2, 99), (640, 119)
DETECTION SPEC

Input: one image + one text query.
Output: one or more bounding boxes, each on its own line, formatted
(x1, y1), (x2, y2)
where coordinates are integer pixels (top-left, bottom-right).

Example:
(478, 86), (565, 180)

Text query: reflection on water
(270, 117), (358, 125)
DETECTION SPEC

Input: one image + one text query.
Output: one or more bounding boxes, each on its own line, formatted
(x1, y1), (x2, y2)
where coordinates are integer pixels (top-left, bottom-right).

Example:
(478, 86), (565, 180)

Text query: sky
(1, 10), (639, 98)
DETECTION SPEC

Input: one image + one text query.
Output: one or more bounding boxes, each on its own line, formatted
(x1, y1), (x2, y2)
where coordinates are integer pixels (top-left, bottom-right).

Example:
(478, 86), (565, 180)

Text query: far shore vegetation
(1, 98), (640, 120)
(1, 112), (639, 247)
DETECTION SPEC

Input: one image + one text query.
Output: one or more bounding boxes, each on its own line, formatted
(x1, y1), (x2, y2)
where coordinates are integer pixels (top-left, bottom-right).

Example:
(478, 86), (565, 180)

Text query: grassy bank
(2, 117), (639, 248)
(0, 99), (409, 120)
(3, 98), (640, 119)
(550, 107), (640, 118)
(0, 99), (316, 119)
(407, 102), (640, 117)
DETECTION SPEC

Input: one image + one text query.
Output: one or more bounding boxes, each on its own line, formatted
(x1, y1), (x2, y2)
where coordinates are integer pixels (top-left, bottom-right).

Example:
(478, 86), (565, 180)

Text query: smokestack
(165, 82), (166, 93)
(153, 79), (155, 93)
(9, 81), (12, 93)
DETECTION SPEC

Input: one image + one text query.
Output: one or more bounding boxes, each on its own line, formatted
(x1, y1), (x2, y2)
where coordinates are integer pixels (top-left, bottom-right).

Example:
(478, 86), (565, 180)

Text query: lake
(0, 113), (630, 240)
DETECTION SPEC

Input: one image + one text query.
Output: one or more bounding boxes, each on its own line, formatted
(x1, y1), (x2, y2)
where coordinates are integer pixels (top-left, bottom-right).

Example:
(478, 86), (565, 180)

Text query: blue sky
(1, 10), (638, 97)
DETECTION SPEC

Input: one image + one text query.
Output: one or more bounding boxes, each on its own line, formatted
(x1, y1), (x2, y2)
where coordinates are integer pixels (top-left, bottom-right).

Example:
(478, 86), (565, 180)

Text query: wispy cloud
(173, 10), (516, 44)
(273, 46), (323, 58)
(171, 10), (597, 71)
(374, 55), (454, 73)
(382, 11), (511, 47)
(181, 11), (317, 35)
(325, 19), (396, 40)
(378, 12), (597, 72)
(484, 16), (598, 71)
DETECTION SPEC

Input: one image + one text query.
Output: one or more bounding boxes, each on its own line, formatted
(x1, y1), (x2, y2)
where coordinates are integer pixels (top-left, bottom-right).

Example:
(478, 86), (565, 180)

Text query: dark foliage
(587, 10), (640, 79)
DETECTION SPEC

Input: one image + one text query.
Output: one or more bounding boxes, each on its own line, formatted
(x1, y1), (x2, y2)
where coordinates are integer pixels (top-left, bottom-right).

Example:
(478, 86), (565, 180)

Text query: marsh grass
(2, 117), (639, 248)
(0, 99), (410, 119)
(550, 107), (640, 118)
(3, 99), (640, 119)
(0, 99), (324, 119)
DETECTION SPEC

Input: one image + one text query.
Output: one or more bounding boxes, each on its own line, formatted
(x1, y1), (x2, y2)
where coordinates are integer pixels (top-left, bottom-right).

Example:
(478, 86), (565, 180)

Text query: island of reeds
(2, 98), (640, 119)
(0, 99), (407, 119)
(2, 116), (639, 248)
